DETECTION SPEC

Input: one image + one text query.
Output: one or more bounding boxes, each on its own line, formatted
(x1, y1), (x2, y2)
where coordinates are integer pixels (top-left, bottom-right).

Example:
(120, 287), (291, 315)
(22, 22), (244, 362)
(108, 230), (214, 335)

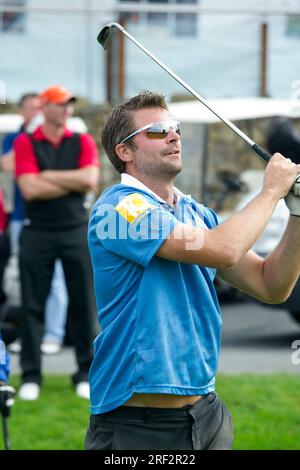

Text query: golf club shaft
(114, 23), (271, 163)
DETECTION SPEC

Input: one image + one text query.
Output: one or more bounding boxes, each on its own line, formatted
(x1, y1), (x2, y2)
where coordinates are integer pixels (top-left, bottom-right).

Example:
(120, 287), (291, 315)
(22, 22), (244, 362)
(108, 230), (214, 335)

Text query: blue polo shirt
(88, 180), (222, 414)
(1, 129), (25, 221)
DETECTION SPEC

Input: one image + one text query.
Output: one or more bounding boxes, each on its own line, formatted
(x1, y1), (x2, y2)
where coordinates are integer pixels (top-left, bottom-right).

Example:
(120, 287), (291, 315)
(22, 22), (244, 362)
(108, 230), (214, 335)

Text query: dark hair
(101, 90), (168, 173)
(18, 93), (38, 108)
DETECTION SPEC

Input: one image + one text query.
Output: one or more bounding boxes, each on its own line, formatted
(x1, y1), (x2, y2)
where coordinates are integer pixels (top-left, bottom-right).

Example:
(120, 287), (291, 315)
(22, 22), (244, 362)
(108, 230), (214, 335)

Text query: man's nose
(166, 128), (180, 142)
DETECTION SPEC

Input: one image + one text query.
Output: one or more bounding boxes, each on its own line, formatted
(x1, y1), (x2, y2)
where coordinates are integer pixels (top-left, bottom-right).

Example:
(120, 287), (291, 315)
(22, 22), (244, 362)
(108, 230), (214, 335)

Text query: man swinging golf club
(85, 91), (300, 450)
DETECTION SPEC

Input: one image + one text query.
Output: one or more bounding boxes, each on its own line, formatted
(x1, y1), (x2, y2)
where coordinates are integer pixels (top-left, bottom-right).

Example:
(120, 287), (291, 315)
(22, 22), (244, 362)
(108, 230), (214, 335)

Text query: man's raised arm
(157, 154), (299, 271)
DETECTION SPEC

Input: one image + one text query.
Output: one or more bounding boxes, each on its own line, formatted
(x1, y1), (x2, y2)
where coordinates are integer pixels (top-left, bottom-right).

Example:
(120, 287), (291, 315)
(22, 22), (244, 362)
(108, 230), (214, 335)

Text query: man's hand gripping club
(263, 153), (300, 217)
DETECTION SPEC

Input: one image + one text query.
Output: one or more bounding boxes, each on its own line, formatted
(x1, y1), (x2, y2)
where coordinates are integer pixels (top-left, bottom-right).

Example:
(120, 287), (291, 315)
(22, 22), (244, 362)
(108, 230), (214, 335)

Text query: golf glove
(285, 175), (300, 217)
(0, 383), (16, 417)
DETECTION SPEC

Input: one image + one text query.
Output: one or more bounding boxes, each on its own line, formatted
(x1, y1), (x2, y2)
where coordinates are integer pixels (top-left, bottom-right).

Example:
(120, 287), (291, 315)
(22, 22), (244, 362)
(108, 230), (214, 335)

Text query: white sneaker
(8, 340), (21, 354)
(75, 381), (90, 400)
(18, 383), (40, 401)
(41, 341), (62, 355)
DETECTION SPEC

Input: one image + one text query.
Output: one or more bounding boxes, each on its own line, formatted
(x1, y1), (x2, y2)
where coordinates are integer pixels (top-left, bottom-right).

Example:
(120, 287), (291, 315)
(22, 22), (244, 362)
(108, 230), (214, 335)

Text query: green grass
(2, 374), (300, 450)
(217, 374), (300, 450)
(5, 375), (90, 450)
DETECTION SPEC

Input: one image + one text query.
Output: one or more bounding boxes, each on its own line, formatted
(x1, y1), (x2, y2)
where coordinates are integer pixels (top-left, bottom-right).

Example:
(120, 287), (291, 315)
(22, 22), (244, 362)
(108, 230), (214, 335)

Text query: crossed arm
(0, 151), (14, 172)
(17, 165), (99, 201)
(1, 148), (65, 200)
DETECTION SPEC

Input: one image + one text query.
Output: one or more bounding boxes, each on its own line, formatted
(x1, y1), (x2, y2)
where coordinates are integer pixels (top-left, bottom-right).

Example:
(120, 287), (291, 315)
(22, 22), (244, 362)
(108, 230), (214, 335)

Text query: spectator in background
(1, 93), (40, 253)
(0, 93), (68, 355)
(14, 85), (100, 401)
(0, 190), (9, 305)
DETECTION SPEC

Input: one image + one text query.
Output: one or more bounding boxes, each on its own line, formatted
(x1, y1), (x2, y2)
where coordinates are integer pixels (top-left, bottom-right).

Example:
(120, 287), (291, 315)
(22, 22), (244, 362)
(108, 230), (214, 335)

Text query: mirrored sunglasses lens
(147, 131), (167, 139)
(146, 122), (180, 138)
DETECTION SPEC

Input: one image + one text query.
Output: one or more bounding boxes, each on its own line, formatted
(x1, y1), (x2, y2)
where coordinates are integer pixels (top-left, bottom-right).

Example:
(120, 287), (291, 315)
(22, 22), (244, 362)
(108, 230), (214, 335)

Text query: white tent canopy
(169, 98), (300, 124)
(0, 114), (87, 134)
(0, 114), (23, 133)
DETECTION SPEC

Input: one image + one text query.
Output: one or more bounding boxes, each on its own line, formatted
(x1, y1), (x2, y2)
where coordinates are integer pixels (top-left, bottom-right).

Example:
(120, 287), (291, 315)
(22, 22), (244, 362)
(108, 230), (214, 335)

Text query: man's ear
(115, 143), (133, 164)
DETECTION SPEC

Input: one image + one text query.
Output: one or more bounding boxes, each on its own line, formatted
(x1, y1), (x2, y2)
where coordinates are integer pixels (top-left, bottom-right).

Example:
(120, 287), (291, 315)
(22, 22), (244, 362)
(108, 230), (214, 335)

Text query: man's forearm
(262, 216), (300, 302)
(0, 151), (14, 172)
(40, 167), (99, 194)
(210, 190), (280, 266)
(18, 174), (70, 201)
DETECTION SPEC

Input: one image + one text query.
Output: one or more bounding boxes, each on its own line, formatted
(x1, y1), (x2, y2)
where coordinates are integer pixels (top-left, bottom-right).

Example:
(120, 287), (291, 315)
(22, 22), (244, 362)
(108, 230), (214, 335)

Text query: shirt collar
(120, 173), (191, 204)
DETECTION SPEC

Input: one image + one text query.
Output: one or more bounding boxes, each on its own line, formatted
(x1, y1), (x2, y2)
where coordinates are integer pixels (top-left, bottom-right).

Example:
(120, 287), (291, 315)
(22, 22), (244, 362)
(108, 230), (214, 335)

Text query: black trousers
(0, 232), (10, 289)
(85, 393), (233, 450)
(19, 225), (97, 385)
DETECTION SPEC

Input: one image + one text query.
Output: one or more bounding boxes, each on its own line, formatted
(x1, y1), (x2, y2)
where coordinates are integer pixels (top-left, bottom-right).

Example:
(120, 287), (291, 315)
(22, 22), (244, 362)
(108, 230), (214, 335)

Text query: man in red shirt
(14, 85), (100, 400)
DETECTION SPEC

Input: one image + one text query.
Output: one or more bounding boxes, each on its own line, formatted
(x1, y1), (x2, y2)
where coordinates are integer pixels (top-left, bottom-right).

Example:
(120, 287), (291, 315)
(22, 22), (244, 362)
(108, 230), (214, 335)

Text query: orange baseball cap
(38, 85), (76, 105)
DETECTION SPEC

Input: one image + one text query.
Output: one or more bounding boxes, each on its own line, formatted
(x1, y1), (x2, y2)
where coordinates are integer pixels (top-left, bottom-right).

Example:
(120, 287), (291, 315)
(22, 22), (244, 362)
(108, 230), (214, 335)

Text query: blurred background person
(1, 93), (40, 254)
(0, 189), (10, 307)
(14, 85), (99, 401)
(0, 92), (68, 355)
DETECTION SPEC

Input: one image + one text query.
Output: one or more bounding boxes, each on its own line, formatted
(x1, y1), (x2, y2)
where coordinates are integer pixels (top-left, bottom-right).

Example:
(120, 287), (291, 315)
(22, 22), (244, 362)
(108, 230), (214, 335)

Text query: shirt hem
(90, 384), (215, 415)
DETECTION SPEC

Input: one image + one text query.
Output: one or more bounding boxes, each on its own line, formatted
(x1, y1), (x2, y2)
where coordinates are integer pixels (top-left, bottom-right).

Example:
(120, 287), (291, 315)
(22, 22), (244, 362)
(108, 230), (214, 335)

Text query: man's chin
(162, 162), (182, 178)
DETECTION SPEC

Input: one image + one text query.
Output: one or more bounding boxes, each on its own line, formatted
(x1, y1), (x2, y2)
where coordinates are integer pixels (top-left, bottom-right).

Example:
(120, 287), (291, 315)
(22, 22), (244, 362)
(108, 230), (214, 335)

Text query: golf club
(1, 414), (10, 450)
(0, 383), (15, 450)
(97, 22), (272, 163)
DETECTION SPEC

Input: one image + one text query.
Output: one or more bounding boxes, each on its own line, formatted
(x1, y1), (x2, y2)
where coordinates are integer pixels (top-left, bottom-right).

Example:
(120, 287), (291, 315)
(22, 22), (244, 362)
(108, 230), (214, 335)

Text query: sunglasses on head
(120, 120), (181, 144)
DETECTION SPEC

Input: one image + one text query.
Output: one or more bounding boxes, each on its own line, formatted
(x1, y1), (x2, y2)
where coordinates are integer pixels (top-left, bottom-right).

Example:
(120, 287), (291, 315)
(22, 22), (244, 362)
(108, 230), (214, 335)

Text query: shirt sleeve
(14, 133), (39, 177)
(204, 207), (221, 228)
(91, 192), (180, 267)
(2, 133), (15, 154)
(78, 134), (100, 168)
(0, 190), (8, 231)
(0, 336), (9, 383)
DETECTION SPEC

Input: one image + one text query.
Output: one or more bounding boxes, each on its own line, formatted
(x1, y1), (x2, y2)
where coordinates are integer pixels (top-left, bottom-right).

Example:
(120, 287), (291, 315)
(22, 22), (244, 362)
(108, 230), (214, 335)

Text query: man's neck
(41, 123), (65, 143)
(126, 172), (175, 205)
(22, 120), (30, 129)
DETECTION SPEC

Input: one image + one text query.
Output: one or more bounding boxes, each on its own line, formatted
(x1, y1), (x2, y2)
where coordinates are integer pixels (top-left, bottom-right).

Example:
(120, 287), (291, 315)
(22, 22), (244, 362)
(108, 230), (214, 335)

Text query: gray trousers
(85, 392), (233, 450)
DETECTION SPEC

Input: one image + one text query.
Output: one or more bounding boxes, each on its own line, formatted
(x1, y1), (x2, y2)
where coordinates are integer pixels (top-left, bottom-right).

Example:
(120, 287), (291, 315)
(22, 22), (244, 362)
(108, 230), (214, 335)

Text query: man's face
(20, 97), (40, 126)
(42, 101), (73, 127)
(125, 107), (182, 179)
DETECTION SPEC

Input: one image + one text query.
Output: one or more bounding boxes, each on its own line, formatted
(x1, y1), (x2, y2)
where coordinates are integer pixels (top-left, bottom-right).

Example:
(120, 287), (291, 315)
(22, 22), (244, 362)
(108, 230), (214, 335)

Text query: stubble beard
(134, 150), (182, 181)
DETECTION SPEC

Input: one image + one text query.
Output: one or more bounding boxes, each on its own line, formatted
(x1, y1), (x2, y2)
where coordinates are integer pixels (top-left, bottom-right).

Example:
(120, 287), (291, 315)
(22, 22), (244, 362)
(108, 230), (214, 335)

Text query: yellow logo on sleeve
(114, 193), (154, 224)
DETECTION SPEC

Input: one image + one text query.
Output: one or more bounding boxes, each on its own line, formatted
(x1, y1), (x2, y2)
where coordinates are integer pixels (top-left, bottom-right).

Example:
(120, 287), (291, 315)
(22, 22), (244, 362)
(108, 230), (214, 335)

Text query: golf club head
(97, 22), (122, 50)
